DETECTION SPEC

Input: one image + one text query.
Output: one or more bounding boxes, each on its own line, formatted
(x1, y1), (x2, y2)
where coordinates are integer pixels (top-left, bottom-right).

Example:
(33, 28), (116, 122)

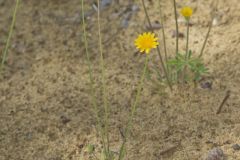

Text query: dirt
(0, 0), (240, 160)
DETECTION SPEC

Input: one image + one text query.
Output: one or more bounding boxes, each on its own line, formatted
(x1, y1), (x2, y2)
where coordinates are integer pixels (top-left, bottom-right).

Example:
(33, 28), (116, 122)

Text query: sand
(0, 0), (240, 159)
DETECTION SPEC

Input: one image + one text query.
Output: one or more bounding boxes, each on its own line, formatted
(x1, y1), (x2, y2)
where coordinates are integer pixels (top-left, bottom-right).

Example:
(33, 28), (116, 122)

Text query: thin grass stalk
(97, 0), (111, 157)
(118, 55), (150, 160)
(0, 0), (20, 73)
(141, 0), (172, 91)
(81, 0), (107, 155)
(185, 19), (190, 59)
(198, 17), (213, 58)
(183, 19), (190, 83)
(173, 0), (179, 56)
(158, 0), (168, 70)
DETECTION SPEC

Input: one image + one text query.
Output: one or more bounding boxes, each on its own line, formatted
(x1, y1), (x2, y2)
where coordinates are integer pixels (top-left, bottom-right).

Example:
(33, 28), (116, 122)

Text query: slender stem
(118, 55), (150, 160)
(173, 0), (180, 82)
(173, 0), (179, 56)
(141, 0), (172, 91)
(199, 16), (213, 58)
(183, 19), (190, 83)
(81, 0), (107, 155)
(0, 0), (20, 73)
(185, 19), (190, 59)
(97, 0), (110, 157)
(158, 0), (168, 70)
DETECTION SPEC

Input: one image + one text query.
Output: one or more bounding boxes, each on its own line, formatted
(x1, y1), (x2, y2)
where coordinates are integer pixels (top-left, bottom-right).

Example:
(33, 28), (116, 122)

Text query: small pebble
(171, 30), (184, 38)
(200, 81), (212, 89)
(205, 147), (225, 160)
(131, 4), (139, 12)
(232, 144), (240, 151)
(101, 0), (112, 8)
(60, 115), (71, 124)
(146, 22), (162, 31)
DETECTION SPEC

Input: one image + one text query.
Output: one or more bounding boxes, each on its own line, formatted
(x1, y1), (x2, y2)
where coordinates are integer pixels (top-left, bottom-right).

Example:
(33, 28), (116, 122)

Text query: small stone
(25, 132), (32, 141)
(232, 144), (240, 151)
(131, 4), (139, 12)
(200, 81), (212, 89)
(223, 140), (232, 145)
(205, 147), (225, 160)
(171, 30), (184, 38)
(60, 115), (71, 124)
(101, 0), (112, 8)
(146, 21), (162, 31)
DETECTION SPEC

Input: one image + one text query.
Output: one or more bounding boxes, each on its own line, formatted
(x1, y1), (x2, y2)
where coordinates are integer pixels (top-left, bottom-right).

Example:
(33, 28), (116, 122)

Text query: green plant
(82, 0), (213, 159)
(81, 1), (153, 159)
(167, 51), (208, 82)
(166, 6), (210, 84)
(96, 0), (111, 157)
(0, 0), (20, 73)
(156, 1), (212, 84)
(141, 0), (172, 91)
(81, 0), (110, 159)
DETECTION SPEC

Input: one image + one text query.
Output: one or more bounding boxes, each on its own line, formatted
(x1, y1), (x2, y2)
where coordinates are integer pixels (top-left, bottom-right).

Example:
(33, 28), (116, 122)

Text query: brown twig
(198, 16), (214, 58)
(154, 144), (179, 158)
(216, 90), (230, 114)
(199, 0), (218, 58)
(118, 127), (126, 141)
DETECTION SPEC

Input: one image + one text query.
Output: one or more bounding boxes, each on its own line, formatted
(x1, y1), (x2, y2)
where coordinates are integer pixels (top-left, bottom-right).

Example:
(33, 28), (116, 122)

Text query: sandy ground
(0, 0), (240, 159)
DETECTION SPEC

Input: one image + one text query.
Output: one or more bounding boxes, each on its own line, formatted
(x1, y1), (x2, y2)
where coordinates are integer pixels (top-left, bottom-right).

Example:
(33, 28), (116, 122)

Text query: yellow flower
(134, 32), (159, 54)
(181, 6), (193, 19)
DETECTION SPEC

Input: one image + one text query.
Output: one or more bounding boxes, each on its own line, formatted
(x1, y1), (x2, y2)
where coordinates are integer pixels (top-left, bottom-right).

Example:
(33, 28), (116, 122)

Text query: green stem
(141, 0), (172, 91)
(158, 0), (169, 71)
(118, 55), (150, 160)
(81, 0), (107, 155)
(185, 19), (190, 59)
(0, 0), (20, 73)
(97, 0), (110, 157)
(183, 19), (190, 83)
(173, 0), (179, 56)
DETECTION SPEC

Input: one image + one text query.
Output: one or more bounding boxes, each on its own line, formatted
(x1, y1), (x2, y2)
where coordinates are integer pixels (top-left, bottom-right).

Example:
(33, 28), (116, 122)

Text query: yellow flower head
(134, 32), (159, 54)
(181, 6), (193, 19)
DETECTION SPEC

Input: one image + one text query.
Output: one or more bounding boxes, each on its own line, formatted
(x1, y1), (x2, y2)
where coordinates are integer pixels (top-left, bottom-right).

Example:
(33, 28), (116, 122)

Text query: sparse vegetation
(0, 0), (240, 160)
(0, 0), (20, 73)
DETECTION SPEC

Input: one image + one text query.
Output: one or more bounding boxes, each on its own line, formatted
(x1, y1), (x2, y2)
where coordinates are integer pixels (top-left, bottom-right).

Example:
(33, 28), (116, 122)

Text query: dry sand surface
(0, 0), (240, 159)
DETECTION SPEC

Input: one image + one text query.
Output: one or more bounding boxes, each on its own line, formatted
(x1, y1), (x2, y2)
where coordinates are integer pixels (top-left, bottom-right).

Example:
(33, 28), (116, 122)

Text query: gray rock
(101, 0), (112, 8)
(232, 144), (240, 151)
(204, 147), (225, 160)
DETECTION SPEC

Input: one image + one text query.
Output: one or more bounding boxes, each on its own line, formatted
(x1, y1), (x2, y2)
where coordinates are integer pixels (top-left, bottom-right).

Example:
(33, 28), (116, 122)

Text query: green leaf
(167, 59), (179, 65)
(118, 145), (126, 160)
(87, 144), (95, 154)
(100, 150), (106, 160)
(188, 50), (192, 59)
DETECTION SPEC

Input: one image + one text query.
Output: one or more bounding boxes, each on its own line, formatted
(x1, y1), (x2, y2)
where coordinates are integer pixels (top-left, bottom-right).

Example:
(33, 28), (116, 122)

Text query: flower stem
(185, 19), (190, 59)
(183, 19), (190, 83)
(81, 0), (107, 156)
(118, 55), (150, 160)
(158, 0), (169, 71)
(173, 0), (179, 56)
(97, 0), (110, 157)
(0, 0), (20, 73)
(141, 0), (172, 91)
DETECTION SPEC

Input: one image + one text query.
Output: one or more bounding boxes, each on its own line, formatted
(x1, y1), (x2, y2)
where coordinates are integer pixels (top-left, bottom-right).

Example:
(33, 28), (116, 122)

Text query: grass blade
(0, 0), (20, 73)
